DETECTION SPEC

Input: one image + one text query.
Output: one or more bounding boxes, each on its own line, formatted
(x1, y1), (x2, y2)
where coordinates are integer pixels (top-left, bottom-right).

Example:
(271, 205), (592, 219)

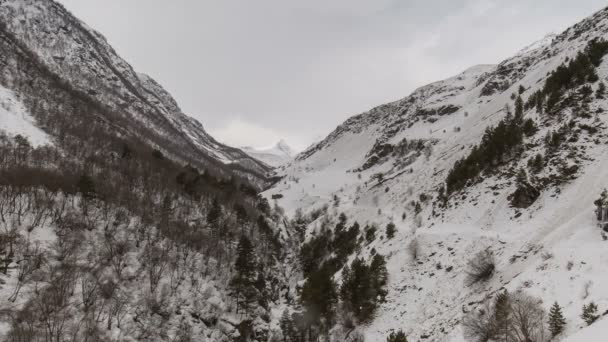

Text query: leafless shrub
(9, 239), (45, 302)
(541, 252), (553, 261)
(408, 238), (419, 261)
(462, 300), (496, 342)
(414, 214), (422, 228)
(582, 281), (592, 300)
(510, 293), (548, 342)
(465, 250), (495, 286)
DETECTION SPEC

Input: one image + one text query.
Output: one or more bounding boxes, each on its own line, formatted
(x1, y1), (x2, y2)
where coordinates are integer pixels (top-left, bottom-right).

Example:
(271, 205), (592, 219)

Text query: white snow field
(0, 85), (49, 147)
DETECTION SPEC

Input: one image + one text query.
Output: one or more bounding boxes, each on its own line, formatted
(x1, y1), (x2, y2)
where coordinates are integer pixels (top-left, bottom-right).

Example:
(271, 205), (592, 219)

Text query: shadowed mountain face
(0, 0), (272, 187)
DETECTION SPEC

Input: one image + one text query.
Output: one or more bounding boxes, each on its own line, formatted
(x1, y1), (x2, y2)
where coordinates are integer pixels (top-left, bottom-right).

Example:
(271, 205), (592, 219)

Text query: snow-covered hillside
(0, 0), (271, 184)
(241, 140), (296, 167)
(267, 6), (608, 342)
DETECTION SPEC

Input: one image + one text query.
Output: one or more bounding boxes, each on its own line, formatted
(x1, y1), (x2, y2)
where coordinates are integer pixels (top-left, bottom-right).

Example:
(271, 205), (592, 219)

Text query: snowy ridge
(268, 5), (608, 341)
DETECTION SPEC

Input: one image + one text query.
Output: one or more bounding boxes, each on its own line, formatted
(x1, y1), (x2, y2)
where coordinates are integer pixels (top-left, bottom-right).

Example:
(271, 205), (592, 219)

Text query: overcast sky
(58, 0), (606, 150)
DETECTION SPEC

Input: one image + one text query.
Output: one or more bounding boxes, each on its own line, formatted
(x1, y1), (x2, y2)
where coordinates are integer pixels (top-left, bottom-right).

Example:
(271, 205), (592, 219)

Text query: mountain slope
(268, 6), (608, 341)
(0, 0), (271, 185)
(0, 2), (296, 341)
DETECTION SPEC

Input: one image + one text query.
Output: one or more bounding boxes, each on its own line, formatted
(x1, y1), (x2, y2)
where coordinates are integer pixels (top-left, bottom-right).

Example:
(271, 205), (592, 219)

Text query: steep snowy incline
(0, 0), (271, 183)
(0, 84), (49, 147)
(267, 5), (608, 342)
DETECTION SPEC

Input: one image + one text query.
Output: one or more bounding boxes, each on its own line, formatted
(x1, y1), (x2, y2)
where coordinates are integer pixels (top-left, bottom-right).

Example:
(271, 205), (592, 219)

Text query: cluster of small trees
(293, 212), (388, 340)
(340, 255), (388, 323)
(446, 101), (536, 193)
(445, 39), (608, 197)
(526, 38), (608, 114)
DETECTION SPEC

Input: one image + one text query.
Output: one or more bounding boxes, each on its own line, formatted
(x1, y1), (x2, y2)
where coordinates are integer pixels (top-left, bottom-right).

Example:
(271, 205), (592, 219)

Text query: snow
(264, 6), (608, 341)
(0, 85), (49, 147)
(565, 318), (608, 342)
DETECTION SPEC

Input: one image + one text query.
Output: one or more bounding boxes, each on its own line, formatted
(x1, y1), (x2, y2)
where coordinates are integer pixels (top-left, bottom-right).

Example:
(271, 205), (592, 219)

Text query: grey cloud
(58, 0), (606, 149)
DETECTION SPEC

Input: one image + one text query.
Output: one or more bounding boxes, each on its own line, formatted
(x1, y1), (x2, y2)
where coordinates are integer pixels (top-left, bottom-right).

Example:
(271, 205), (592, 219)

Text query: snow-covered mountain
(0, 0), (271, 185)
(0, 2), (292, 342)
(241, 139), (296, 167)
(268, 5), (608, 341)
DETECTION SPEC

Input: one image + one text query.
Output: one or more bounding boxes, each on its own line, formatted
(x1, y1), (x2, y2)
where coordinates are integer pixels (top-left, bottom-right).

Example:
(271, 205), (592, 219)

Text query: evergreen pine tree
(386, 330), (408, 342)
(279, 309), (294, 342)
(77, 173), (96, 199)
(518, 85), (526, 94)
(514, 96), (524, 123)
(370, 254), (389, 302)
(386, 222), (396, 239)
(493, 290), (511, 342)
(120, 143), (132, 159)
(597, 82), (606, 98)
(160, 195), (172, 226)
(229, 236), (258, 315)
(581, 302), (599, 326)
(301, 264), (337, 324)
(207, 198), (222, 225)
(548, 302), (566, 337)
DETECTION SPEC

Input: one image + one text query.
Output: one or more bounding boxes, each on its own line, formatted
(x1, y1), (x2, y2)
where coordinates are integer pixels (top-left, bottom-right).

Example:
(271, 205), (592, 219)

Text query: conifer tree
(548, 302), (566, 337)
(518, 85), (526, 95)
(581, 302), (599, 326)
(77, 173), (96, 200)
(340, 255), (388, 323)
(493, 290), (512, 342)
(386, 222), (396, 239)
(160, 194), (172, 227)
(597, 82), (606, 98)
(229, 236), (258, 315)
(301, 264), (337, 323)
(206, 198), (222, 225)
(279, 309), (294, 342)
(515, 96), (524, 123)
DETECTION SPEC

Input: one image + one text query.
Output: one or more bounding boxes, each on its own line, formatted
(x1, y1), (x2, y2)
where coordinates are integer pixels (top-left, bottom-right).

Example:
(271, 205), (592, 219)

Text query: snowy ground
(0, 85), (49, 147)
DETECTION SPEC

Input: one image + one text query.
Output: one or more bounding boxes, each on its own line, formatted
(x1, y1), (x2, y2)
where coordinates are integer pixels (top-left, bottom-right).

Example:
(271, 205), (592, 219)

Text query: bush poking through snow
(581, 302), (599, 326)
(386, 222), (396, 239)
(386, 329), (408, 342)
(465, 250), (495, 286)
(408, 238), (419, 262)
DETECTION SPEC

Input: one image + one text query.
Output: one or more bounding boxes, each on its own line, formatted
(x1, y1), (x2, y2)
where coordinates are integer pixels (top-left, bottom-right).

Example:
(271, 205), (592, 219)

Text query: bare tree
(462, 300), (497, 342)
(510, 293), (547, 342)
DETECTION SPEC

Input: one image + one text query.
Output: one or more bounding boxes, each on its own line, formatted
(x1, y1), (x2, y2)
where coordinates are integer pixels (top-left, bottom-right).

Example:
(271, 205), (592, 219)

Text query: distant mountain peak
(241, 139), (296, 167)
(274, 139), (296, 157)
